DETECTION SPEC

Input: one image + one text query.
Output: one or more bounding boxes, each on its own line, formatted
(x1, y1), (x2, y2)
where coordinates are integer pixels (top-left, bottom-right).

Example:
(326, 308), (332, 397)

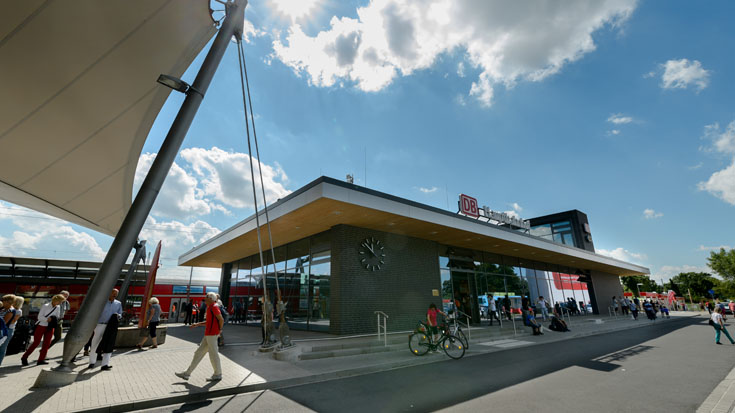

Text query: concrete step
(296, 326), (533, 361)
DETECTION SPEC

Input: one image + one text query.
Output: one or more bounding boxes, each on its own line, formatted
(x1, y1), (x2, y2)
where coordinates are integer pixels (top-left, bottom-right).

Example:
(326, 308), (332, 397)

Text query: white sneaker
(175, 372), (190, 380)
(206, 375), (222, 381)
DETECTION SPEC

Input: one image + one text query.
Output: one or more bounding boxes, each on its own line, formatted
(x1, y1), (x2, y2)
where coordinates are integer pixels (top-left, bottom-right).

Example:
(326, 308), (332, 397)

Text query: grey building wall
(330, 224), (440, 335)
(589, 270), (624, 313)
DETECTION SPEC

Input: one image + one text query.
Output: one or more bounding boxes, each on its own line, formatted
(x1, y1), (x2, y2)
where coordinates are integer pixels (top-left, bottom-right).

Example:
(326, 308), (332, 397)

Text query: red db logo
(459, 194), (479, 218)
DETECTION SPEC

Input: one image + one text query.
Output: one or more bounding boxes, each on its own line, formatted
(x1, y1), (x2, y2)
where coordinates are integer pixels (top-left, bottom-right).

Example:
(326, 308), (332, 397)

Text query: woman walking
(22, 294), (65, 365)
(137, 297), (162, 350)
(711, 307), (735, 345)
(0, 294), (17, 365)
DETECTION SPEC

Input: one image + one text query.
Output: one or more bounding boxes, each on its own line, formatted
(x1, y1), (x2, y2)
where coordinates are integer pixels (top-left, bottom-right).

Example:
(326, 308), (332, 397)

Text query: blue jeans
(0, 327), (14, 366)
(714, 324), (734, 344)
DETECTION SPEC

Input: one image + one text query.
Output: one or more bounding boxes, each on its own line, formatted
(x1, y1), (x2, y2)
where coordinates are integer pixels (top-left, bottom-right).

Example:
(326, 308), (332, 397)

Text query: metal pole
(117, 240), (147, 305)
(187, 266), (193, 301)
(57, 0), (248, 371)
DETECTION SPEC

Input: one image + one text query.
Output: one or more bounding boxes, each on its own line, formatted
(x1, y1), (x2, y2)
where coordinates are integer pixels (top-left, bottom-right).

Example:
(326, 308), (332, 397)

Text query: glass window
(562, 233), (575, 246)
(530, 224), (551, 237)
(309, 249), (330, 331)
(440, 269), (452, 313)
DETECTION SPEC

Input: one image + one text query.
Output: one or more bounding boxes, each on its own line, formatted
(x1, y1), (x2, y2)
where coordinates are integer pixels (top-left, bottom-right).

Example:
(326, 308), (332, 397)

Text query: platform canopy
(0, 0), (217, 235)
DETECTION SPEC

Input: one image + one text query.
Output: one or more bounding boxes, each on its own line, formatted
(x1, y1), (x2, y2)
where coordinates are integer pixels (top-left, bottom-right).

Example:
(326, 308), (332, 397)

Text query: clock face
(359, 237), (385, 271)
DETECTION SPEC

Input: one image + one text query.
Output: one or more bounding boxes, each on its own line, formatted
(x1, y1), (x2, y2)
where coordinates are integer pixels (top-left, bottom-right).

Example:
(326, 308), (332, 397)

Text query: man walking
(537, 296), (549, 321)
(88, 289), (122, 370)
(487, 294), (500, 326)
(50, 290), (70, 347)
(176, 292), (224, 381)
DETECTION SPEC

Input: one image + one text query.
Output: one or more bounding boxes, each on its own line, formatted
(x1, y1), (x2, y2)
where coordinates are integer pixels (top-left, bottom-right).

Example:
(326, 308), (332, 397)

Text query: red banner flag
(138, 241), (161, 328)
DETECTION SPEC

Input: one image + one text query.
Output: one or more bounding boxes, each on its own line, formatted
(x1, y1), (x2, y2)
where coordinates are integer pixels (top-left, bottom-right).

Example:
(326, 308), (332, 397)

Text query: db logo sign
(459, 194), (479, 218)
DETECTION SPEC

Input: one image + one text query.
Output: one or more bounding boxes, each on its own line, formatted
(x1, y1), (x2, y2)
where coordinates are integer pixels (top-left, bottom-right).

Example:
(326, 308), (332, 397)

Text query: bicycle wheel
(408, 333), (431, 356)
(456, 328), (469, 349)
(441, 334), (466, 359)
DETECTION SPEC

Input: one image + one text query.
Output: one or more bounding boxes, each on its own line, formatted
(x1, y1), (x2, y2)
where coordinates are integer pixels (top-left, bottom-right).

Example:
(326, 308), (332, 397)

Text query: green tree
(713, 279), (735, 301)
(621, 275), (658, 296)
(708, 248), (735, 281)
(670, 272), (716, 300)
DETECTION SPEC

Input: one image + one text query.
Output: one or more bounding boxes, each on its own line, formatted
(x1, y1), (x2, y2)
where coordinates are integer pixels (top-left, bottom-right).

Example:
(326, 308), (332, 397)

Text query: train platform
(0, 311), (701, 412)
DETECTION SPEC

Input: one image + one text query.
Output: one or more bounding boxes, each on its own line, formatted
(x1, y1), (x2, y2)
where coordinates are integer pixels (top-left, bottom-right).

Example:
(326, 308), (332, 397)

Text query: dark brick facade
(330, 224), (441, 335)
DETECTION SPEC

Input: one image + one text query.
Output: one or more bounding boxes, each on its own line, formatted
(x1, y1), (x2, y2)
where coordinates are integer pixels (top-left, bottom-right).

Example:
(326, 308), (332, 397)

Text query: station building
(179, 177), (649, 335)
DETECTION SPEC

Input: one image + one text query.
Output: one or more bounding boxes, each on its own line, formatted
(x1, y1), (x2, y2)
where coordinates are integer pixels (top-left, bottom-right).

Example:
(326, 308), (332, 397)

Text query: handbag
(709, 319), (715, 326)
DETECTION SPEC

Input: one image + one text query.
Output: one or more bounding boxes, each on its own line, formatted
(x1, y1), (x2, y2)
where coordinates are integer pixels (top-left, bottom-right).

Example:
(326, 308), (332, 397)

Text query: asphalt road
(139, 317), (735, 412)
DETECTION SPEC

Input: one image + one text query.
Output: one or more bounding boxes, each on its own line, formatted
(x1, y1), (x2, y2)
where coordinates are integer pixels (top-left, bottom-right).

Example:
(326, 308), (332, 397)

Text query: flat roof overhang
(179, 177), (650, 277)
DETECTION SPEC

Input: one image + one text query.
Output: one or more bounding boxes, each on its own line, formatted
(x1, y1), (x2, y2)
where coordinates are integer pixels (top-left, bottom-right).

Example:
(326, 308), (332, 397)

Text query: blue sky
(2, 0), (734, 282)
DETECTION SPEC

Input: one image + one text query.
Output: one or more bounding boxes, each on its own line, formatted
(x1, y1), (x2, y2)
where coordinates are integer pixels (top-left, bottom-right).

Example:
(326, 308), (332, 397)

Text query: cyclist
(427, 303), (447, 349)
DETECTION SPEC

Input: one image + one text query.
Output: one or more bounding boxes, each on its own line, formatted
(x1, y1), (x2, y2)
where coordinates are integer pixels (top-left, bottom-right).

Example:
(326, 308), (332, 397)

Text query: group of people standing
(182, 299), (210, 325)
(0, 294), (27, 365)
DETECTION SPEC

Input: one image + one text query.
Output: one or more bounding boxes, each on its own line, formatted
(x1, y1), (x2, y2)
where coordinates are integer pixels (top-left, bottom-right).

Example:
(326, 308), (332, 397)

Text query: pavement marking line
(478, 339), (534, 348)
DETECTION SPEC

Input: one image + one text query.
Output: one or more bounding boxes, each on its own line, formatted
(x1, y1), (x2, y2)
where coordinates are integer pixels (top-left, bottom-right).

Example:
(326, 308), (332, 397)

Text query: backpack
(218, 304), (230, 323)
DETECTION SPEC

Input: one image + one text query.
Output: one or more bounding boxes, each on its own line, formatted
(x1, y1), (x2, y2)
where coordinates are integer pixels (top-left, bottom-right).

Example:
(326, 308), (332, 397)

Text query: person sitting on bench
(525, 308), (543, 335)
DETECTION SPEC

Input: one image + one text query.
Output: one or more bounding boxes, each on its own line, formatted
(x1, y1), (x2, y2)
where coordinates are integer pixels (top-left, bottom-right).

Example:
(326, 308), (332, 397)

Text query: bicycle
(446, 313), (469, 349)
(408, 322), (465, 359)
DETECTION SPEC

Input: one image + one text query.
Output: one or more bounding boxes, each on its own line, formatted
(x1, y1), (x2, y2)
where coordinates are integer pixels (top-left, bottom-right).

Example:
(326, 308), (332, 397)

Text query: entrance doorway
(449, 270), (481, 325)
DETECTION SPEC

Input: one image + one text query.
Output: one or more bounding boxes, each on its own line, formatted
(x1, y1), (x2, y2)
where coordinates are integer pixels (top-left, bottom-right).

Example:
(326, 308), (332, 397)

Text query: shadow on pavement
(4, 388), (59, 412)
(271, 317), (701, 413)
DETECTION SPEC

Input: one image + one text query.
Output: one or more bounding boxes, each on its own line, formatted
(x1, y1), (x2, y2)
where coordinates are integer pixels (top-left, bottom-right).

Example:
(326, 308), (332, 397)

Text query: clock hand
(362, 242), (376, 256)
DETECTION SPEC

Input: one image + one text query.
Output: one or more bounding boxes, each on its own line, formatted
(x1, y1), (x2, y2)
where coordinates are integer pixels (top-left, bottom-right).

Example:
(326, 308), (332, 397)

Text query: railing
(560, 307), (572, 325)
(374, 311), (389, 346)
(455, 310), (472, 342)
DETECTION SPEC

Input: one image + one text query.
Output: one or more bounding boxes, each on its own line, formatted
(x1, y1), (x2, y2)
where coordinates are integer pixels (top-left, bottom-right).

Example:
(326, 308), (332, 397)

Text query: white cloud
(657, 264), (710, 281)
(0, 203), (106, 261)
(698, 122), (735, 205)
(660, 58), (710, 91)
(135, 153), (217, 220)
(698, 245), (732, 251)
(457, 61), (466, 77)
(418, 186), (438, 193)
(607, 113), (633, 124)
(503, 202), (523, 219)
(688, 162), (703, 170)
(272, 0), (636, 106)
(180, 147), (291, 210)
(643, 208), (663, 219)
(243, 18), (266, 42)
(597, 247), (647, 264)
(698, 158), (735, 205)
(703, 121), (735, 155)
(140, 216), (221, 257)
(607, 129), (620, 136)
(134, 148), (291, 220)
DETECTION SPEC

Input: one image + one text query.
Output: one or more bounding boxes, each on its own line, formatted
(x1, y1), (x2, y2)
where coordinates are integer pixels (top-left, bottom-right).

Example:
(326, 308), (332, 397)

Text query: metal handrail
(452, 310), (472, 342)
(561, 307), (572, 325)
(374, 311), (389, 346)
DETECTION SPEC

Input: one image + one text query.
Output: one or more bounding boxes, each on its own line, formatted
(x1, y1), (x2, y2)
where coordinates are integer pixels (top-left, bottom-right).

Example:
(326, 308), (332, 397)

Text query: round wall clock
(359, 237), (385, 271)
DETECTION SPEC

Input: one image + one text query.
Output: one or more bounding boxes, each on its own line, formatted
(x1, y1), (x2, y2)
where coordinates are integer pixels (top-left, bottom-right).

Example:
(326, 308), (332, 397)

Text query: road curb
(77, 313), (702, 412)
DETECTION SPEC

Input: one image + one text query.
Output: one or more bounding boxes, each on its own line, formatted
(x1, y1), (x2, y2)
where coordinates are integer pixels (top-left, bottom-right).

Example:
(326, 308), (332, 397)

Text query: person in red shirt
(426, 303), (447, 348)
(175, 292), (224, 381)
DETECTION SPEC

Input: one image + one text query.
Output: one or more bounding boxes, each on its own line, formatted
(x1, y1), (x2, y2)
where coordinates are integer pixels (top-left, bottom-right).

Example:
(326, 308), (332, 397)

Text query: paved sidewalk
(0, 311), (700, 412)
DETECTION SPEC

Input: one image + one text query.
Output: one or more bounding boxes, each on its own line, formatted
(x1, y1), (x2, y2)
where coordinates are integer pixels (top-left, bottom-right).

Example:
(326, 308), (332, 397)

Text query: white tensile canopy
(0, 0), (216, 235)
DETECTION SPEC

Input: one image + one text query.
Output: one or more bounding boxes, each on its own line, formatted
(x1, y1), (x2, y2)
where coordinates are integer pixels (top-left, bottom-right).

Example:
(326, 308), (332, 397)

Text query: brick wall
(330, 224), (441, 335)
